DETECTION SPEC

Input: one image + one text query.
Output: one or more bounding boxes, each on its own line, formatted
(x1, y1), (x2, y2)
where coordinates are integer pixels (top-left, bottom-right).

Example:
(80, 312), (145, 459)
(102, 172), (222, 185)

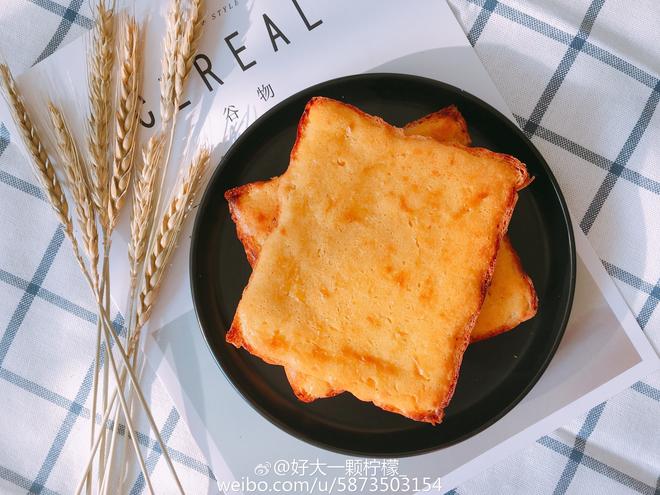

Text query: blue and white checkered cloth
(0, 0), (657, 494)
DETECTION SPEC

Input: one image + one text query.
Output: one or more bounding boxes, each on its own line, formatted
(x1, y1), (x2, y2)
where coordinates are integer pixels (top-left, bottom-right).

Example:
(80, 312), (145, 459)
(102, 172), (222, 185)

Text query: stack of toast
(225, 97), (536, 423)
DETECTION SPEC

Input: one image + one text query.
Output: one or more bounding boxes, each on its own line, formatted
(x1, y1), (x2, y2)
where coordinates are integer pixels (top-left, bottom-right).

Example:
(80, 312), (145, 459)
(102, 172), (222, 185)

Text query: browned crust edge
(433, 191), (520, 423)
(456, 145), (532, 191)
(226, 318), (280, 368)
(224, 181), (277, 268)
(469, 236), (539, 343)
(285, 369), (344, 403)
(299, 97), (531, 191)
(403, 104), (472, 146)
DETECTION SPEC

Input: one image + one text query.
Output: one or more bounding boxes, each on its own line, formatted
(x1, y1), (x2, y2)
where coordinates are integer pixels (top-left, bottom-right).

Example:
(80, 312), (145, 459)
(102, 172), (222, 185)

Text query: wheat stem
(89, 319), (102, 492)
(75, 297), (155, 495)
(76, 297), (180, 495)
(98, 247), (111, 486)
(75, 385), (119, 495)
(69, 281), (159, 495)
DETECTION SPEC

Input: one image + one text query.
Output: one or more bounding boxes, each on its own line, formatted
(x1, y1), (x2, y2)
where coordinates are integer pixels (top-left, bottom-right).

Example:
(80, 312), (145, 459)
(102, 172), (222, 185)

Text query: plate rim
(189, 72), (577, 457)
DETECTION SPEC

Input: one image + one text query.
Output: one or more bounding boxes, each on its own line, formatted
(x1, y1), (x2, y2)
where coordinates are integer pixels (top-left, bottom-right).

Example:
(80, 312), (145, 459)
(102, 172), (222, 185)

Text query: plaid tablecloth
(0, 1), (658, 494)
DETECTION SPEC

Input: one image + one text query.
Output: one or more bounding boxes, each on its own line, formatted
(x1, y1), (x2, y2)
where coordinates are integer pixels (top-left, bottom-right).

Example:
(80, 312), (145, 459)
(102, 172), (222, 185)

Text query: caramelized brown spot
(393, 270), (409, 288)
(452, 190), (490, 220)
(340, 201), (369, 224)
(256, 212), (269, 224)
(320, 286), (330, 297)
(341, 208), (360, 223)
(398, 195), (413, 213)
(366, 314), (379, 327)
(470, 190), (490, 206)
(418, 276), (435, 305)
(269, 330), (286, 349)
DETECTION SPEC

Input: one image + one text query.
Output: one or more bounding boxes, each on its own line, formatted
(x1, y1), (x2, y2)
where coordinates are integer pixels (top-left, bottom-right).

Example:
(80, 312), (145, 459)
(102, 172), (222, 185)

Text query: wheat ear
(109, 15), (142, 232)
(132, 145), (210, 339)
(175, 0), (204, 105)
(0, 66), (71, 230)
(0, 65), (97, 281)
(160, 0), (183, 125)
(48, 102), (100, 285)
(128, 133), (166, 295)
(88, 0), (115, 232)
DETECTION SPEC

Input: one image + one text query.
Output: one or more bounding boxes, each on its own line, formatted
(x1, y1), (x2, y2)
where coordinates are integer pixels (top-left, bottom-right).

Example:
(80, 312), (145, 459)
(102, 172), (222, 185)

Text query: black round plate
(190, 73), (576, 457)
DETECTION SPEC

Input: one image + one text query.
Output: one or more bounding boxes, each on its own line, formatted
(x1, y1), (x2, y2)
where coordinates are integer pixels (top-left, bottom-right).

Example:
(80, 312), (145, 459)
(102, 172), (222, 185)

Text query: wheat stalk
(132, 145), (210, 341)
(0, 66), (71, 231)
(109, 15), (142, 232)
(88, 0), (116, 233)
(48, 102), (100, 286)
(99, 133), (165, 495)
(175, 0), (204, 106)
(102, 14), (143, 477)
(86, 2), (117, 488)
(4, 2), (202, 492)
(0, 65), (98, 288)
(0, 73), (144, 495)
(160, 0), (183, 125)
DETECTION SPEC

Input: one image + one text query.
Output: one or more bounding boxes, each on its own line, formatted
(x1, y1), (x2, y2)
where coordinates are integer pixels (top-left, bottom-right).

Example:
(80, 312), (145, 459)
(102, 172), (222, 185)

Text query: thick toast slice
(226, 107), (537, 402)
(226, 97), (530, 423)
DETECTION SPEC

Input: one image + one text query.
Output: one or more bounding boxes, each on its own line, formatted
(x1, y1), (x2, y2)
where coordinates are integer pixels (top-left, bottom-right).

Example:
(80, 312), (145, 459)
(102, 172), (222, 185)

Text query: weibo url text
(217, 475), (442, 494)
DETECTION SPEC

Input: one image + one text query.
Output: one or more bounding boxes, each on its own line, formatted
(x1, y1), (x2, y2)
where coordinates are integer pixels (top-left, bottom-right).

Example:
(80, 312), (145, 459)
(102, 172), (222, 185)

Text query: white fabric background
(0, 0), (657, 494)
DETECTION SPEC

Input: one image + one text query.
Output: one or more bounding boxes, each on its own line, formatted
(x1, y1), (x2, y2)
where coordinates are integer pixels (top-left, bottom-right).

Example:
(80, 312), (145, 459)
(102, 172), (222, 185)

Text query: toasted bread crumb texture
(229, 98), (528, 422)
(225, 105), (537, 404)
